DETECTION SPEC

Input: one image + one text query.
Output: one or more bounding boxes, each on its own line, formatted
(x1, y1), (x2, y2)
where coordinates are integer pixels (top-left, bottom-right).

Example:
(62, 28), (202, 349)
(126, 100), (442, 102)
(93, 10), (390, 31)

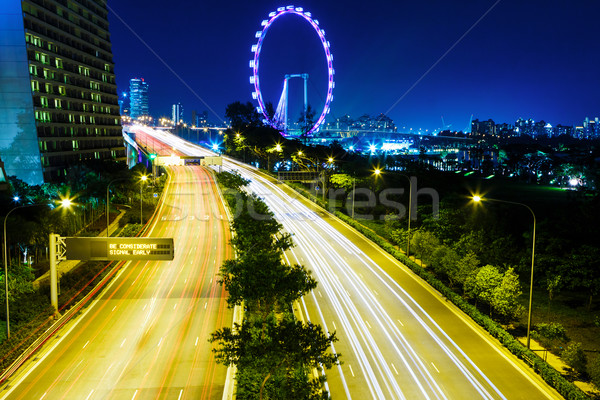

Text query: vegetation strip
(286, 180), (588, 400)
(211, 171), (340, 400)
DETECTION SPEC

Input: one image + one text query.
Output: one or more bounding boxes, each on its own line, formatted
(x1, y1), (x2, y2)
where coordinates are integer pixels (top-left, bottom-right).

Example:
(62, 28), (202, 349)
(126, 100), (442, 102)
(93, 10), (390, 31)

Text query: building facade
(172, 103), (183, 125)
(129, 78), (148, 120)
(0, 0), (125, 184)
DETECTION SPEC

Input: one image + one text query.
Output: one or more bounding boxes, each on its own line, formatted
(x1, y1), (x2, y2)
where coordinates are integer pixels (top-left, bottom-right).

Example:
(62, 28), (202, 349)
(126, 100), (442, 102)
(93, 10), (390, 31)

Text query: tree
(410, 230), (440, 266)
(298, 105), (315, 142)
(491, 267), (524, 320)
(210, 315), (339, 400)
(561, 342), (587, 378)
(225, 101), (262, 132)
(465, 265), (502, 310)
(219, 252), (317, 317)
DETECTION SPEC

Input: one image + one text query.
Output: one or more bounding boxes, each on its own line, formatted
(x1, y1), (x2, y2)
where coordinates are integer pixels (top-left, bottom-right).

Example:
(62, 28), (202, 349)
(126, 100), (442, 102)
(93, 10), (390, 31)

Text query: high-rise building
(0, 0), (125, 184)
(129, 78), (149, 119)
(172, 103), (183, 124)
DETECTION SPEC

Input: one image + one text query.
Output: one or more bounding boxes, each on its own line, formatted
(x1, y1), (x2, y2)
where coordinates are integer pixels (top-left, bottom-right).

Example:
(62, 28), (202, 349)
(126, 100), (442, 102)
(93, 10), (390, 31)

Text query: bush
(589, 356), (600, 389)
(532, 322), (568, 341)
(561, 342), (587, 377)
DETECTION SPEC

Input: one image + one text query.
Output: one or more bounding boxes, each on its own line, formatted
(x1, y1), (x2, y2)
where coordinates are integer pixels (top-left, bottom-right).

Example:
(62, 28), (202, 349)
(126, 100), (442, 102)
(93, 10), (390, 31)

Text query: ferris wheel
(250, 6), (335, 135)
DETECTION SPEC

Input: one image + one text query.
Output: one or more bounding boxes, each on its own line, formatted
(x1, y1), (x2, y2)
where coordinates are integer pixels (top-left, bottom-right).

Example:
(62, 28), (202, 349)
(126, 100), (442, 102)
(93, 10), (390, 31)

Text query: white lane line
(85, 389), (95, 400)
(373, 290), (378, 296)
(391, 363), (399, 375)
(348, 364), (355, 377)
(431, 362), (440, 373)
(82, 340), (89, 349)
(120, 338), (127, 348)
(173, 303), (177, 310)
(143, 304), (147, 311)
(332, 321), (337, 331)
(158, 337), (163, 347)
(131, 389), (138, 400)
(204, 302), (207, 309)
(365, 320), (372, 329)
(184, 278), (187, 284)
(195, 337), (199, 346)
(397, 319), (404, 327)
(318, 291), (323, 298)
(111, 306), (116, 312)
(178, 389), (183, 400)
(39, 393), (47, 400)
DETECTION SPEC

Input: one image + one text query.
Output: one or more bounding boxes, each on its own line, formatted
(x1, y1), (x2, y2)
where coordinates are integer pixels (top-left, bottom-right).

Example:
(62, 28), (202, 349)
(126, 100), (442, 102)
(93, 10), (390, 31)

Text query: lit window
(44, 83), (53, 93)
(29, 64), (38, 76)
(54, 99), (62, 109)
(104, 64), (110, 72)
(55, 58), (63, 69)
(58, 86), (66, 96)
(40, 97), (49, 108)
(31, 80), (39, 91)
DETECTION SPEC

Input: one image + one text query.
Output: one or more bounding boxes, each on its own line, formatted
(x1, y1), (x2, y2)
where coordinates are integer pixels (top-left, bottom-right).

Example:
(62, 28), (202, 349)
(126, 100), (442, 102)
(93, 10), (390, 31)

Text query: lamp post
(3, 200), (70, 338)
(140, 175), (148, 225)
(398, 174), (413, 257)
(472, 195), (536, 349)
(106, 178), (127, 237)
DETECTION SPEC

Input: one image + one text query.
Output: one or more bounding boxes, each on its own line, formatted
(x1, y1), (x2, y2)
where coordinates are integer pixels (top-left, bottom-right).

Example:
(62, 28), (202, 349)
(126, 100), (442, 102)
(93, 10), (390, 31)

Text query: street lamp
(398, 174), (413, 258)
(472, 195), (536, 349)
(3, 199), (71, 338)
(140, 175), (148, 225)
(106, 178), (128, 237)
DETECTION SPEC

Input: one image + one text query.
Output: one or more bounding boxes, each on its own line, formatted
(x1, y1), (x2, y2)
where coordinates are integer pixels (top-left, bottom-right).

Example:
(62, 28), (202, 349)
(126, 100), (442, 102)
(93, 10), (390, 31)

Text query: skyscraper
(172, 103), (183, 124)
(129, 78), (149, 120)
(0, 0), (125, 184)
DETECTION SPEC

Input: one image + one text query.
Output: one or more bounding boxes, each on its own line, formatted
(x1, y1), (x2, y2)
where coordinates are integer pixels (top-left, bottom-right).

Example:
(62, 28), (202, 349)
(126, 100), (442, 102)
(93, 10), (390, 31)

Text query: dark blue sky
(108, 1), (600, 132)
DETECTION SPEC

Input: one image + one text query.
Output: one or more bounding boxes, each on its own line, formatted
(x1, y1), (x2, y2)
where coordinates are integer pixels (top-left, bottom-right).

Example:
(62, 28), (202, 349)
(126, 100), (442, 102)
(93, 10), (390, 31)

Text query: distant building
(191, 110), (208, 127)
(470, 119), (496, 137)
(172, 103), (183, 124)
(0, 0), (125, 183)
(129, 78), (149, 119)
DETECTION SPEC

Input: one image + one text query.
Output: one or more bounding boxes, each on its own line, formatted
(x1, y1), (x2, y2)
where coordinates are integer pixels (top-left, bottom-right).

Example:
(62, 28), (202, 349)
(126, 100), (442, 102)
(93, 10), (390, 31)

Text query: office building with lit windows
(129, 78), (149, 120)
(0, 0), (125, 184)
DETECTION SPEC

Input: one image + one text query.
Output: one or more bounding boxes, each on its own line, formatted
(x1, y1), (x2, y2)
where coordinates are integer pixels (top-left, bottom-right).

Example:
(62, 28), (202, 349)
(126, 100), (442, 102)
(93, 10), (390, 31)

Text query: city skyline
(108, 0), (600, 132)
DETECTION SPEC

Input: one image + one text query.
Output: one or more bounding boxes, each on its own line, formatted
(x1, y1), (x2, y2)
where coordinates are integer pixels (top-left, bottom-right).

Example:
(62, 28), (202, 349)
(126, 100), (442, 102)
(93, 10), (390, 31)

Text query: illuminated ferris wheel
(250, 6), (334, 135)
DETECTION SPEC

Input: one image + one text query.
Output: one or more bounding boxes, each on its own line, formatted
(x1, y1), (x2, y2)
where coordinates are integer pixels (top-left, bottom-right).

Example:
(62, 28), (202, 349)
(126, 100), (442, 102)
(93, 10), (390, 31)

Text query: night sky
(108, 0), (600, 132)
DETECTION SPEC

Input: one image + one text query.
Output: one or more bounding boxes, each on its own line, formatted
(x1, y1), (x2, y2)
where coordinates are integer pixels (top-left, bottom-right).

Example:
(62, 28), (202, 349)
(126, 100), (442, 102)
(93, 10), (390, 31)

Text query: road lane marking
(184, 278), (187, 283)
(318, 291), (323, 298)
(365, 320), (372, 329)
(82, 340), (89, 349)
(173, 303), (177, 310)
(204, 302), (207, 309)
(391, 363), (399, 375)
(120, 338), (127, 348)
(85, 389), (94, 400)
(332, 321), (337, 331)
(431, 362), (440, 373)
(131, 389), (138, 400)
(178, 389), (183, 400)
(397, 319), (404, 326)
(158, 337), (163, 347)
(373, 289), (378, 296)
(111, 306), (116, 312)
(39, 392), (47, 400)
(143, 304), (147, 310)
(348, 364), (355, 377)
(195, 337), (199, 346)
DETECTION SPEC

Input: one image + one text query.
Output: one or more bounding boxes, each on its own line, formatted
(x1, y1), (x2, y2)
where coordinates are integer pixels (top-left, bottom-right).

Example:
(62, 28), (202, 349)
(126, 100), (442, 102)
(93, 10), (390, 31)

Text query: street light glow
(60, 198), (72, 208)
(374, 168), (381, 175)
(141, 175), (148, 182)
(275, 143), (282, 152)
(473, 195), (481, 202)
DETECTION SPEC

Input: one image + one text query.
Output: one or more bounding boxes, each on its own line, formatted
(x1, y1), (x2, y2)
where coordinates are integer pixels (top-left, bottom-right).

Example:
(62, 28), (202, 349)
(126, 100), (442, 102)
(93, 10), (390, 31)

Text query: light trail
(137, 126), (559, 400)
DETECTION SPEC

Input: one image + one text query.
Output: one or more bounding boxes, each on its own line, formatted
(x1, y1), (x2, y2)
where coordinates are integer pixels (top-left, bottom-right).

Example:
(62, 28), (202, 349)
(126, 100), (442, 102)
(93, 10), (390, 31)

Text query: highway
(141, 126), (562, 400)
(0, 164), (232, 400)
